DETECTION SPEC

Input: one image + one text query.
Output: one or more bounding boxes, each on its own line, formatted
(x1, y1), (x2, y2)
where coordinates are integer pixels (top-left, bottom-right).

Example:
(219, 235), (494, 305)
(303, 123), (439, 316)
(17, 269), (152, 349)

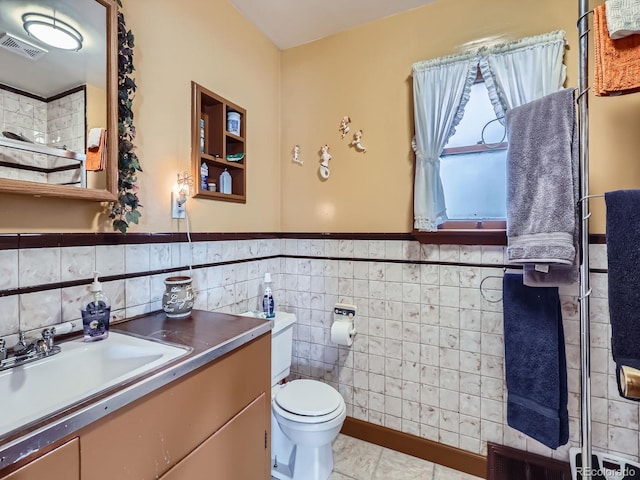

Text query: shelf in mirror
(0, 137), (86, 162)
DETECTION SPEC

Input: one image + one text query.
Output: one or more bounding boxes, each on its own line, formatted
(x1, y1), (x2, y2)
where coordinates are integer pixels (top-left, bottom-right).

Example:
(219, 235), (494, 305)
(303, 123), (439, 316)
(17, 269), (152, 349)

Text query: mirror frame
(0, 0), (118, 202)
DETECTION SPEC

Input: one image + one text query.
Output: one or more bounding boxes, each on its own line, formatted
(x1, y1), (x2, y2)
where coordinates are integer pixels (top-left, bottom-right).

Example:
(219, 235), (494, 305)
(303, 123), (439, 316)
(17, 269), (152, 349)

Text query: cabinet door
(160, 393), (269, 480)
(1, 438), (79, 480)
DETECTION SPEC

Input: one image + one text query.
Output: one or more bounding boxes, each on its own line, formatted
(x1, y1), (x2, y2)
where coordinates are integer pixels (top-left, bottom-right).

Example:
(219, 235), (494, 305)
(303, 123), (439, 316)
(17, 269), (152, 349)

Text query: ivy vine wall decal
(111, 0), (142, 234)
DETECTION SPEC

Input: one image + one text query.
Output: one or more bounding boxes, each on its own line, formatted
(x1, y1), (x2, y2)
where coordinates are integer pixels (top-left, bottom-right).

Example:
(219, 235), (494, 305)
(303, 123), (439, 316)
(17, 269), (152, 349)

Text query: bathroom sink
(0, 331), (189, 438)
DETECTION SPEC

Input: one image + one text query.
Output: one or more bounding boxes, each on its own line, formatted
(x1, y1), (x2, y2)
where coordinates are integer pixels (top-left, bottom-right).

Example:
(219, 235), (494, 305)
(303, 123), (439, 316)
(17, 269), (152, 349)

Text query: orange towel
(594, 4), (640, 96)
(86, 129), (106, 171)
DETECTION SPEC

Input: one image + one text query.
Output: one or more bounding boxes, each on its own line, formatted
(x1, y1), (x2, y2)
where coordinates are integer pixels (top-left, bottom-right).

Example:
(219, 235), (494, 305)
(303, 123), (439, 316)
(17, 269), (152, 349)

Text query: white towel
(606, 0), (640, 39)
(87, 128), (103, 149)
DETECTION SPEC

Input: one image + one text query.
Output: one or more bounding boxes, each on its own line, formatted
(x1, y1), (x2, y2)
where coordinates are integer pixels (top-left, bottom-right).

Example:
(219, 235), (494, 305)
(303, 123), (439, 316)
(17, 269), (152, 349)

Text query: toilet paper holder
(331, 303), (357, 346)
(334, 303), (356, 318)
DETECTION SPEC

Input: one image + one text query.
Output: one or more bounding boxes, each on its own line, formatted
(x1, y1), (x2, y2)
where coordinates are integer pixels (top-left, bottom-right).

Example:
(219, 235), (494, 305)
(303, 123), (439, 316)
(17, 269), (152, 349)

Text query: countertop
(0, 309), (272, 473)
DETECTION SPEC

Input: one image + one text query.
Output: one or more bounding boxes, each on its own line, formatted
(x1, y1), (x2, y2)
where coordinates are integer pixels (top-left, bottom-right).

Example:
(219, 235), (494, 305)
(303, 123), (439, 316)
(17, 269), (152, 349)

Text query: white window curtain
(412, 30), (567, 232)
(479, 30), (567, 122)
(412, 52), (478, 232)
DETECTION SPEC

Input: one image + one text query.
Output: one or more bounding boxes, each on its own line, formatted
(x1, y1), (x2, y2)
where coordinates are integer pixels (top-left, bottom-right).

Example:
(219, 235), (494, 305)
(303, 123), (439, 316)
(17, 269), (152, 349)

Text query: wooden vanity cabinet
(0, 438), (79, 480)
(80, 332), (271, 479)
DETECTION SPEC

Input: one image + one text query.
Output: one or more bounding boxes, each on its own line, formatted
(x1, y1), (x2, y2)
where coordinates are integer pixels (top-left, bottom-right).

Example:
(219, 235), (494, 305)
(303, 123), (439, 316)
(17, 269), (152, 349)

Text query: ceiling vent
(0, 33), (47, 60)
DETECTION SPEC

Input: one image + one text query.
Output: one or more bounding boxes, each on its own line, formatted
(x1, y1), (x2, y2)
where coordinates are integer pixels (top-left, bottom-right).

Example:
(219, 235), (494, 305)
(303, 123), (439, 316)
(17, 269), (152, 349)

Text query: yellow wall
(0, 0), (282, 233)
(280, 0), (640, 233)
(124, 0), (281, 233)
(1, 0), (638, 234)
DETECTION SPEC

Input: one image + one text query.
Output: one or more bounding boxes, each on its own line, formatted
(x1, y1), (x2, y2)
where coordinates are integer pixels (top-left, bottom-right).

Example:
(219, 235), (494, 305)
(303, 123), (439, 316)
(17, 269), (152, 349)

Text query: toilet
(259, 311), (346, 480)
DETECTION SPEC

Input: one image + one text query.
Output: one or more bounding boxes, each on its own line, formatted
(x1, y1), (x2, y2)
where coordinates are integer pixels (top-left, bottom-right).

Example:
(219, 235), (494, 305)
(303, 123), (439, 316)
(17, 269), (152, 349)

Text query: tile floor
(273, 434), (485, 480)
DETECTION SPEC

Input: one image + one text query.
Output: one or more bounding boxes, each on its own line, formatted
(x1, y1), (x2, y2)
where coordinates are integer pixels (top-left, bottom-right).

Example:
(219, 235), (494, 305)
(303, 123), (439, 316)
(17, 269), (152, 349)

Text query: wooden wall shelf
(191, 82), (246, 203)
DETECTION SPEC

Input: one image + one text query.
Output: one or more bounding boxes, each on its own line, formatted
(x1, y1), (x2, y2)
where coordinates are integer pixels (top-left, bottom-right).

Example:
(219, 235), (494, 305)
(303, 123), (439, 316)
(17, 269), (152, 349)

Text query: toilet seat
(273, 379), (345, 424)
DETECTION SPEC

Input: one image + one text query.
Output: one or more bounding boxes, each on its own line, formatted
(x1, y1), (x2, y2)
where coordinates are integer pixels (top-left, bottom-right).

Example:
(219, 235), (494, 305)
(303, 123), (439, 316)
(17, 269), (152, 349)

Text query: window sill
(413, 221), (507, 246)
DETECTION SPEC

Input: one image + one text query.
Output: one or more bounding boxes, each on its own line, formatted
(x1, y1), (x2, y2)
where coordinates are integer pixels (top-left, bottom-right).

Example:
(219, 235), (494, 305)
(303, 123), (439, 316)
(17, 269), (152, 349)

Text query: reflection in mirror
(0, 0), (117, 201)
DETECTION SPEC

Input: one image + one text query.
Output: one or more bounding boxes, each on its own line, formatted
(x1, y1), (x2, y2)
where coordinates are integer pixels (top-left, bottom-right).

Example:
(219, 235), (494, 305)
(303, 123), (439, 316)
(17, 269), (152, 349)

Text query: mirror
(0, 0), (117, 201)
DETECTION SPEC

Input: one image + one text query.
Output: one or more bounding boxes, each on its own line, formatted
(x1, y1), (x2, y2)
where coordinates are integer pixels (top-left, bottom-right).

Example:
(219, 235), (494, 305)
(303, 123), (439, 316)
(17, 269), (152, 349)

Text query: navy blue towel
(605, 190), (640, 398)
(503, 273), (569, 449)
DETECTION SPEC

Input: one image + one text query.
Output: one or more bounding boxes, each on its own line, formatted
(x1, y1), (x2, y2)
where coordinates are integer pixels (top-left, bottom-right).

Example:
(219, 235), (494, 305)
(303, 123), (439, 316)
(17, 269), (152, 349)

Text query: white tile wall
(0, 239), (636, 467)
(47, 91), (85, 154)
(282, 240), (639, 465)
(19, 247), (61, 287)
(0, 88), (85, 185)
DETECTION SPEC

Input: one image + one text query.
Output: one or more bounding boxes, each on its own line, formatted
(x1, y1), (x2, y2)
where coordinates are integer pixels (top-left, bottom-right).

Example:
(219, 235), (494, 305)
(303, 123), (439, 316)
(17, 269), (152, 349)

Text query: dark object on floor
(570, 447), (640, 480)
(487, 443), (571, 480)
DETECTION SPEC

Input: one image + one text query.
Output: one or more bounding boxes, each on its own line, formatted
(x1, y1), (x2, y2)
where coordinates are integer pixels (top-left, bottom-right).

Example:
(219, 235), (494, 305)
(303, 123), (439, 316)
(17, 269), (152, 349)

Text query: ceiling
(227, 0), (439, 50)
(0, 0), (438, 98)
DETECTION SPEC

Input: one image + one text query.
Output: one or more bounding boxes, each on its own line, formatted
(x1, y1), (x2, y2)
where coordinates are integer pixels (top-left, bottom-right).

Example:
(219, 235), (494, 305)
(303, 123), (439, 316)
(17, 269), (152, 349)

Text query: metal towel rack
(577, 1), (593, 477)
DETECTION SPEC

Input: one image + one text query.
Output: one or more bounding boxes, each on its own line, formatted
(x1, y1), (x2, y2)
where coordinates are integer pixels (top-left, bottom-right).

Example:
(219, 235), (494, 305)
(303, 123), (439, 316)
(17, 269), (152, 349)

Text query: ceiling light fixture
(22, 13), (83, 51)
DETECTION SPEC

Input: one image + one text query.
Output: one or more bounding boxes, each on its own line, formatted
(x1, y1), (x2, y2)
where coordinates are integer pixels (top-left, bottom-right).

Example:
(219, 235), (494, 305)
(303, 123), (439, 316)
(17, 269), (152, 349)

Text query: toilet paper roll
(331, 321), (356, 346)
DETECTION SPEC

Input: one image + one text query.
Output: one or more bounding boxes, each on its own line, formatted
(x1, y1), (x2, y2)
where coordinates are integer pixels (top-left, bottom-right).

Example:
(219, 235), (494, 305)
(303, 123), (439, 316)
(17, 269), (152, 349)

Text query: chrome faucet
(0, 328), (61, 371)
(12, 332), (35, 358)
(41, 328), (55, 351)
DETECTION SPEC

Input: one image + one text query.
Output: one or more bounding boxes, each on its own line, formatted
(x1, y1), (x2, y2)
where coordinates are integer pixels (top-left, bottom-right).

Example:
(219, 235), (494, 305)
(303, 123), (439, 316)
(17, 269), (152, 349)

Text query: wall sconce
(172, 172), (193, 219)
(22, 13), (83, 51)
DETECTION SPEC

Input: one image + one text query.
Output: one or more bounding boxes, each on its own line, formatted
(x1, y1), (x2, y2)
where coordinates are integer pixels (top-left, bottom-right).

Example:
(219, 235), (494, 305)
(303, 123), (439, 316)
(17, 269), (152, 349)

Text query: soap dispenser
(262, 273), (275, 319)
(81, 272), (111, 342)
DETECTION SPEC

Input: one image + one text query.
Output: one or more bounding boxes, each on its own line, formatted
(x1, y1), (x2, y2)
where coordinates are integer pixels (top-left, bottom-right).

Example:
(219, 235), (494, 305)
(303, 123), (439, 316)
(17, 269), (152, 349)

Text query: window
(439, 79), (507, 223)
(411, 30), (567, 240)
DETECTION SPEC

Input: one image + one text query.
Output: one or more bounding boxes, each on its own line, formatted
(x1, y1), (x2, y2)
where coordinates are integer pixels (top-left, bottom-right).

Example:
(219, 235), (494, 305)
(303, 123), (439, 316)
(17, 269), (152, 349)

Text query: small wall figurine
(339, 116), (351, 139)
(319, 144), (332, 179)
(292, 144), (303, 165)
(350, 129), (367, 153)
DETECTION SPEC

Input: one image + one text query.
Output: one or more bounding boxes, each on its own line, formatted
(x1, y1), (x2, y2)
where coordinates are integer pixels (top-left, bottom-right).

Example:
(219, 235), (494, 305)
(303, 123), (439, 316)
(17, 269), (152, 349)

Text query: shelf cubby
(191, 82), (246, 203)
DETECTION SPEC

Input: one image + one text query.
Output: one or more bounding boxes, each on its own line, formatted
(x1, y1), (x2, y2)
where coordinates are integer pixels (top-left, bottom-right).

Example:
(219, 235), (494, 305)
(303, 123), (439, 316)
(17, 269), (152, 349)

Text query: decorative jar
(162, 276), (194, 319)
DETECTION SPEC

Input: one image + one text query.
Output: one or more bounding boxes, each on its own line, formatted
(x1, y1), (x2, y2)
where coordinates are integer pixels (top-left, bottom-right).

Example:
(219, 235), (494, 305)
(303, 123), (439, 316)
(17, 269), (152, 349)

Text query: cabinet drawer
(81, 333), (270, 480)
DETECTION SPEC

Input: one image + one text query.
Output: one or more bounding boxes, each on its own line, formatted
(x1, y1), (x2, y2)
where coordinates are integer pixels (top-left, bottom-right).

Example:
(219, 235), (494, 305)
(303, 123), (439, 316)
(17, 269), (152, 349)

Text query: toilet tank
(270, 312), (297, 385)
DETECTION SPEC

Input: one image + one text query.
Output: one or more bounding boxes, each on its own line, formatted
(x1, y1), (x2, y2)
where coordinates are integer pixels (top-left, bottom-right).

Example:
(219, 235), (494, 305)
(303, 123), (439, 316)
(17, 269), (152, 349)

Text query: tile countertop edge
(0, 310), (273, 471)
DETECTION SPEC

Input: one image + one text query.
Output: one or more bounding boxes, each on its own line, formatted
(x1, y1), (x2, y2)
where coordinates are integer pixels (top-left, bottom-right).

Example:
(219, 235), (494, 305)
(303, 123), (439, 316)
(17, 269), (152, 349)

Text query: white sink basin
(0, 331), (189, 438)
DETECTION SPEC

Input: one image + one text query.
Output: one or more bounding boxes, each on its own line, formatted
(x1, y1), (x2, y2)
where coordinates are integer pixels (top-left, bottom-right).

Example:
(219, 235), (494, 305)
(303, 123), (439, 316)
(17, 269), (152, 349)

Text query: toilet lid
(274, 379), (342, 416)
